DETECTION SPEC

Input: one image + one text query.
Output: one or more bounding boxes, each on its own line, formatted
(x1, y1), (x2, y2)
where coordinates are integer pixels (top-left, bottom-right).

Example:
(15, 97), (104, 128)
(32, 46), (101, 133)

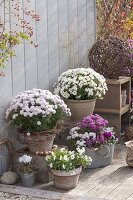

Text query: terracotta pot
(51, 166), (82, 190)
(65, 99), (96, 121)
(85, 144), (115, 168)
(27, 132), (56, 154)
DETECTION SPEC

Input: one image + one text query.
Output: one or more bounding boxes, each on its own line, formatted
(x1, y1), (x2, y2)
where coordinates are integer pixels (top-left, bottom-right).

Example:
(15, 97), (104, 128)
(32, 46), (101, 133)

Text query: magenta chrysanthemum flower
(81, 114), (108, 131)
(103, 131), (113, 138)
(68, 114), (116, 148)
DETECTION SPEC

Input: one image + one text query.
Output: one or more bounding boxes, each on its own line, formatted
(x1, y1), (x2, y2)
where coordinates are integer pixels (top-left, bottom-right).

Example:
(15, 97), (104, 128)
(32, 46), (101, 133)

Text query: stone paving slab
(0, 184), (107, 200)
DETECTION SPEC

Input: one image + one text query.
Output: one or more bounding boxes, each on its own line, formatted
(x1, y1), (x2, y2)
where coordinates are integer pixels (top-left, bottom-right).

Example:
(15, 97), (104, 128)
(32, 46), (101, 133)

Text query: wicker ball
(88, 36), (132, 79)
(125, 126), (133, 141)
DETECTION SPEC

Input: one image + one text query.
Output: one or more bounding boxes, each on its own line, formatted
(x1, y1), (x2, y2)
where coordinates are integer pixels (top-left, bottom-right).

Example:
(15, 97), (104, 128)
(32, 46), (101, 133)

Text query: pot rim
(26, 133), (56, 142)
(20, 172), (36, 176)
(85, 143), (115, 152)
(51, 166), (82, 176)
(85, 143), (115, 150)
(65, 99), (96, 103)
(17, 125), (62, 135)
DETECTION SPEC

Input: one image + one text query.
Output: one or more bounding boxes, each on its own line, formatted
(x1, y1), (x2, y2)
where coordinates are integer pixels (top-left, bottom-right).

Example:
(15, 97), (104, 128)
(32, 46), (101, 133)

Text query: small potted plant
(46, 146), (92, 190)
(67, 114), (117, 168)
(5, 89), (71, 154)
(19, 154), (36, 187)
(54, 68), (107, 121)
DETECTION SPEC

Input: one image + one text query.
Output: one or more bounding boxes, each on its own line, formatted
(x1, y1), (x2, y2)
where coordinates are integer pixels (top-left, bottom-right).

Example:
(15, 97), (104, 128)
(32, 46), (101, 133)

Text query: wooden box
(95, 77), (131, 135)
(96, 77), (131, 110)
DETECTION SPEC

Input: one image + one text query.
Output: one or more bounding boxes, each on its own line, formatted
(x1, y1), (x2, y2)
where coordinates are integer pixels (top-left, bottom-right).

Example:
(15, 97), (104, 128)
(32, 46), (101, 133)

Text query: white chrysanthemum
(62, 164), (65, 169)
(76, 147), (85, 155)
(88, 132), (96, 139)
(71, 131), (78, 138)
(5, 89), (71, 131)
(59, 156), (63, 160)
(12, 114), (18, 119)
(81, 132), (89, 139)
(18, 157), (23, 163)
(6, 89), (71, 119)
(37, 121), (41, 125)
(64, 155), (68, 161)
(19, 154), (32, 164)
(60, 148), (66, 152)
(71, 154), (75, 160)
(27, 132), (31, 136)
(49, 163), (53, 168)
(76, 140), (86, 147)
(54, 68), (107, 100)
(70, 127), (80, 134)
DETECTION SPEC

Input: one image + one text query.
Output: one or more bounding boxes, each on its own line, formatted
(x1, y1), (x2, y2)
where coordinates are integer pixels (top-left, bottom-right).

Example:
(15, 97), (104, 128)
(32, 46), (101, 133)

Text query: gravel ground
(0, 192), (51, 200)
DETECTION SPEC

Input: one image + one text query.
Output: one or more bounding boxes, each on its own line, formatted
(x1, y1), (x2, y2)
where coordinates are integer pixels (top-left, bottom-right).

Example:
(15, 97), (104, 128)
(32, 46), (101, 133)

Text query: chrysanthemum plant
(19, 154), (35, 175)
(5, 89), (71, 133)
(54, 68), (108, 100)
(46, 146), (92, 171)
(67, 114), (117, 149)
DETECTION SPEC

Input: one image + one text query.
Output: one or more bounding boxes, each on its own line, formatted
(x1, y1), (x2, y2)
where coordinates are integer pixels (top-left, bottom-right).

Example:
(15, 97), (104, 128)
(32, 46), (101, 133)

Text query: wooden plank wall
(0, 0), (96, 135)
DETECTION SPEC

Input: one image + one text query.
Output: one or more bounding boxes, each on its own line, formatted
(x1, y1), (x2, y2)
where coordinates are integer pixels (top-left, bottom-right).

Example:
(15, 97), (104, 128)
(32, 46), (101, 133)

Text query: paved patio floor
(0, 144), (132, 200)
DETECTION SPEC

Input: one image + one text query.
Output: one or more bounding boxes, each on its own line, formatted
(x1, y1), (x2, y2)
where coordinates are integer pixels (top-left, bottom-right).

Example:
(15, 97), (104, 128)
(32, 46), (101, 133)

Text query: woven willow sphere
(88, 36), (132, 79)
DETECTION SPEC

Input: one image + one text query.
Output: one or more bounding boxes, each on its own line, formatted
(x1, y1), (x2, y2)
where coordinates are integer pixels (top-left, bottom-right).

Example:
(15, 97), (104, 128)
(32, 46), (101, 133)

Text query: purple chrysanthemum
(103, 131), (113, 138)
(81, 114), (108, 131)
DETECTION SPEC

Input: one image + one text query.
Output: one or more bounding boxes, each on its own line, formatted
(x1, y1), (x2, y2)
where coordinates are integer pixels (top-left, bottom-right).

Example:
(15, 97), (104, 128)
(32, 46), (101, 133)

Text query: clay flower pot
(65, 99), (96, 121)
(51, 166), (82, 190)
(27, 132), (56, 154)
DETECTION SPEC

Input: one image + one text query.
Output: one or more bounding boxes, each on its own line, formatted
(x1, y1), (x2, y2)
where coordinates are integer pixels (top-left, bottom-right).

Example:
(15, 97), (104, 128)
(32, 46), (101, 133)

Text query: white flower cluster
(67, 127), (80, 139)
(5, 89), (71, 120)
(19, 154), (32, 164)
(46, 148), (77, 169)
(67, 127), (96, 148)
(54, 68), (108, 100)
(76, 146), (85, 155)
(46, 147), (92, 170)
(103, 126), (115, 133)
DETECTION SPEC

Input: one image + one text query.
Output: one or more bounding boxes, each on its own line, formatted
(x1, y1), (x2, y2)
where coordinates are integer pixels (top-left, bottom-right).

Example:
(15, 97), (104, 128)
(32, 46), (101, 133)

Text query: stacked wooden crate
(95, 77), (131, 135)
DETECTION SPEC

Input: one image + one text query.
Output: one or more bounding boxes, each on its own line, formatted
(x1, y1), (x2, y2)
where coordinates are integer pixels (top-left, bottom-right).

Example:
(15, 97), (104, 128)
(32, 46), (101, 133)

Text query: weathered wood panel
(47, 0), (60, 91)
(24, 0), (38, 90)
(36, 0), (50, 89)
(0, 0), (96, 138)
(77, 0), (88, 65)
(58, 0), (69, 74)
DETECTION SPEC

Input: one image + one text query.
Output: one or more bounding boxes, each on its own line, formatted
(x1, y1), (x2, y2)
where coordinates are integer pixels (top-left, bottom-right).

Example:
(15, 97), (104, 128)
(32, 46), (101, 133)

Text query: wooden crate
(96, 77), (131, 110)
(95, 77), (131, 135)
